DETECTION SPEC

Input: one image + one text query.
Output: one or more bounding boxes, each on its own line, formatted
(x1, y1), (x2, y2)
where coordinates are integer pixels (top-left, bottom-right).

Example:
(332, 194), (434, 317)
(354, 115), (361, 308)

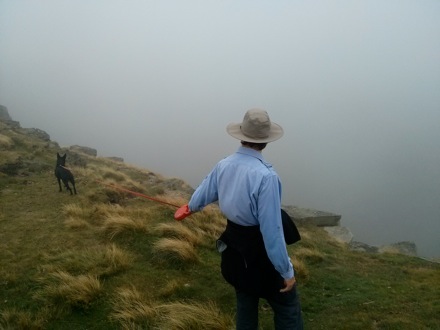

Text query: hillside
(1, 116), (439, 329)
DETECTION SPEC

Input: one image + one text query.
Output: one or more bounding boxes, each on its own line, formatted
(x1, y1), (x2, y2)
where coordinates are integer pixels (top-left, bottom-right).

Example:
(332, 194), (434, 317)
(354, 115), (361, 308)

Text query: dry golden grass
(110, 286), (158, 329)
(35, 271), (101, 309)
(102, 215), (148, 239)
(69, 165), (95, 178)
(62, 203), (86, 218)
(0, 133), (13, 148)
(294, 230), (315, 246)
(91, 203), (126, 221)
(39, 244), (134, 278)
(184, 206), (226, 243)
(0, 308), (45, 330)
(152, 238), (199, 264)
(294, 246), (325, 264)
(102, 167), (130, 182)
(157, 301), (234, 330)
(103, 244), (134, 273)
(64, 216), (91, 230)
(291, 256), (309, 283)
(158, 279), (183, 298)
(154, 222), (203, 246)
(110, 286), (233, 329)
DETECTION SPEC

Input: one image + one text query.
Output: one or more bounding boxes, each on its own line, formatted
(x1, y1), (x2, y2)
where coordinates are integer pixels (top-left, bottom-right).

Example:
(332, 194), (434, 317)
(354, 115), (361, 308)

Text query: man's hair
(241, 141), (267, 150)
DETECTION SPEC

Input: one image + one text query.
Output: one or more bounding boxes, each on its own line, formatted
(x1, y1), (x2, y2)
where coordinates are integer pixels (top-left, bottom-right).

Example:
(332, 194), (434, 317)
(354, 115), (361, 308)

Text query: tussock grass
(291, 256), (309, 282)
(158, 279), (183, 298)
(91, 203), (125, 221)
(103, 243), (135, 273)
(110, 286), (158, 328)
(294, 246), (325, 264)
(157, 301), (234, 330)
(110, 287), (234, 329)
(102, 215), (148, 239)
(184, 206), (226, 243)
(69, 165), (95, 179)
(0, 308), (45, 330)
(40, 244), (134, 277)
(152, 238), (199, 264)
(0, 133), (13, 148)
(35, 271), (101, 309)
(102, 167), (129, 182)
(64, 216), (91, 229)
(62, 203), (86, 218)
(154, 222), (203, 246)
(293, 229), (316, 248)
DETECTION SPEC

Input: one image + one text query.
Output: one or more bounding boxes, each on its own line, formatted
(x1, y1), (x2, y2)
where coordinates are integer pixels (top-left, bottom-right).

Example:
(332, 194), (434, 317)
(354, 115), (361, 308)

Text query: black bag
(281, 209), (301, 245)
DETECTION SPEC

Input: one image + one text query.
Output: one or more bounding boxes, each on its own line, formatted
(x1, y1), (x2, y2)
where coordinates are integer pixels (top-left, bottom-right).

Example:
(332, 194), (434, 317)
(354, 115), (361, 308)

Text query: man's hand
(174, 204), (192, 221)
(280, 276), (296, 293)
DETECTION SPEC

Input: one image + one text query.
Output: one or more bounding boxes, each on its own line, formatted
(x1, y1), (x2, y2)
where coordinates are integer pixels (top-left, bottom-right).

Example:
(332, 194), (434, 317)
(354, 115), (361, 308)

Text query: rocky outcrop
(379, 241), (418, 257)
(283, 205), (418, 257)
(69, 145), (98, 157)
(350, 240), (417, 257)
(0, 105), (12, 121)
(105, 157), (124, 162)
(323, 226), (354, 244)
(282, 206), (341, 226)
(20, 128), (51, 141)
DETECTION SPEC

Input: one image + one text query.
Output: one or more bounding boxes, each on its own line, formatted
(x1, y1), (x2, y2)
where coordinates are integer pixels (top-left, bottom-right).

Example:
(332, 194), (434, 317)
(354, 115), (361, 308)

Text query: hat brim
(226, 122), (284, 143)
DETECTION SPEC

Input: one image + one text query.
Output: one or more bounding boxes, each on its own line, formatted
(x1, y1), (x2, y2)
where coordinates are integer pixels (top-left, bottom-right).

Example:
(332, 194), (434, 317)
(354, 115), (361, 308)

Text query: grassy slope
(0, 122), (439, 329)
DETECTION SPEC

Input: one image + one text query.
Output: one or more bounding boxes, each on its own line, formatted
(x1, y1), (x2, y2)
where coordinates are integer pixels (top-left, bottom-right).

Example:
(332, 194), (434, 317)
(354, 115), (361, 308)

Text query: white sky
(1, 0), (439, 258)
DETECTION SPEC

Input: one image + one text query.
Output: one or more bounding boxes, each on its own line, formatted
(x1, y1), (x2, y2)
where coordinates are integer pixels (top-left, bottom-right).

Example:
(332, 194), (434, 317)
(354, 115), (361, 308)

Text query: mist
(1, 1), (439, 259)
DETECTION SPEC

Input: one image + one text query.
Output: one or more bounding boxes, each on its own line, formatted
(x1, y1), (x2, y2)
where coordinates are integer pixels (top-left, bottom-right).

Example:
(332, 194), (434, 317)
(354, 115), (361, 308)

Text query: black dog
(55, 153), (77, 195)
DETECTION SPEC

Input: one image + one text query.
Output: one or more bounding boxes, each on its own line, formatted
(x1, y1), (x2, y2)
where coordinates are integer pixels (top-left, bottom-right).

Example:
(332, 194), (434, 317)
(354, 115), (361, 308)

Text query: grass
(0, 121), (439, 329)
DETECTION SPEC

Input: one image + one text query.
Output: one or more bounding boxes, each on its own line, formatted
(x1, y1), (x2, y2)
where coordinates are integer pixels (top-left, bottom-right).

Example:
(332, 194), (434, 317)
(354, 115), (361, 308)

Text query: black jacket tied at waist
(218, 220), (284, 297)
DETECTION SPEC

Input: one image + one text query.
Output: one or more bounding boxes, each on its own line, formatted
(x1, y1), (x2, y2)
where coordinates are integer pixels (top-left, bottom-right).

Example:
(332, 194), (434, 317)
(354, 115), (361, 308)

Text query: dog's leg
(57, 177), (62, 192)
(70, 178), (77, 195)
(63, 180), (73, 195)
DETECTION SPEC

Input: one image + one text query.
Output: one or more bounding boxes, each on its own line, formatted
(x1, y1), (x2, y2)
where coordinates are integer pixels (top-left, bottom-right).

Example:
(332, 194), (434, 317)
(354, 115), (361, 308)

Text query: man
(174, 108), (303, 330)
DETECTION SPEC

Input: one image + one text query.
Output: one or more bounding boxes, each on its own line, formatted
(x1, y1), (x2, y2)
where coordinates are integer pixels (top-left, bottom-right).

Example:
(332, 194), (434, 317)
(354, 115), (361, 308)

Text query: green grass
(0, 121), (439, 329)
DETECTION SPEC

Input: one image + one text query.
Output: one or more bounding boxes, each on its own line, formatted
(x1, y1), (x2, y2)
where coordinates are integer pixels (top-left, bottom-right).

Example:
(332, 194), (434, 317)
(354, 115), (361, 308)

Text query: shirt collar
(237, 146), (265, 162)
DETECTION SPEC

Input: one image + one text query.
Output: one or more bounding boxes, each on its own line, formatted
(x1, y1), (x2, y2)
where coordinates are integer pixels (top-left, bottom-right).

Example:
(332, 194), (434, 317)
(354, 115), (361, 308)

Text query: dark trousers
(235, 287), (303, 330)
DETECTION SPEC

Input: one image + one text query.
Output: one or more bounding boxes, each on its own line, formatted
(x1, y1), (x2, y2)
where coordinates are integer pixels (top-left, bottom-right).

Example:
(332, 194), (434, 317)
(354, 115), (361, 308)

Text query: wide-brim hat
(226, 108), (284, 143)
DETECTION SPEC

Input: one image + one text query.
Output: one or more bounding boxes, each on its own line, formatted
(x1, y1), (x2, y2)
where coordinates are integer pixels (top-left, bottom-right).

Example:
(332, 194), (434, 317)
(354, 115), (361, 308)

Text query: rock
(21, 128), (51, 141)
(349, 240), (418, 257)
(105, 157), (124, 162)
(69, 145), (97, 157)
(282, 205), (341, 226)
(0, 105), (12, 121)
(349, 241), (379, 253)
(378, 241), (417, 257)
(324, 226), (354, 244)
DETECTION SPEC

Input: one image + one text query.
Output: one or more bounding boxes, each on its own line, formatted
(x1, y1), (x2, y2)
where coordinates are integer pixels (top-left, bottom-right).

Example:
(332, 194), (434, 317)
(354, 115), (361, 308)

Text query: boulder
(378, 241), (417, 257)
(349, 241), (379, 253)
(69, 145), (97, 157)
(21, 128), (51, 141)
(105, 157), (124, 163)
(0, 105), (12, 121)
(324, 226), (354, 244)
(282, 205), (341, 226)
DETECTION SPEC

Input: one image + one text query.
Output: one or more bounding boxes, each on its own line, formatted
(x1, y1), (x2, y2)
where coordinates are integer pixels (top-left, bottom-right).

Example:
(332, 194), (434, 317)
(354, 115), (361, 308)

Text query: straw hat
(226, 108), (284, 143)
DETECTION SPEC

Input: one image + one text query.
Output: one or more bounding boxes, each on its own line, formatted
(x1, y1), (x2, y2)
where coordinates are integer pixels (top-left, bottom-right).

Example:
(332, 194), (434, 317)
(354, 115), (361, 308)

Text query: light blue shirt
(189, 146), (294, 279)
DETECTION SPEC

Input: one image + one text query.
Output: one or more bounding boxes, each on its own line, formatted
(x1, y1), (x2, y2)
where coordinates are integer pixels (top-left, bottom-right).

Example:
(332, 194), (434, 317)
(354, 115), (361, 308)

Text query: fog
(1, 1), (439, 259)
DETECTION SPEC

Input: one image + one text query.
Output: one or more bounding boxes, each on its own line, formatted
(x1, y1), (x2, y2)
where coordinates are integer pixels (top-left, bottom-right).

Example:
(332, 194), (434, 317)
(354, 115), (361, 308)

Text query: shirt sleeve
(188, 166), (219, 212)
(258, 174), (294, 279)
